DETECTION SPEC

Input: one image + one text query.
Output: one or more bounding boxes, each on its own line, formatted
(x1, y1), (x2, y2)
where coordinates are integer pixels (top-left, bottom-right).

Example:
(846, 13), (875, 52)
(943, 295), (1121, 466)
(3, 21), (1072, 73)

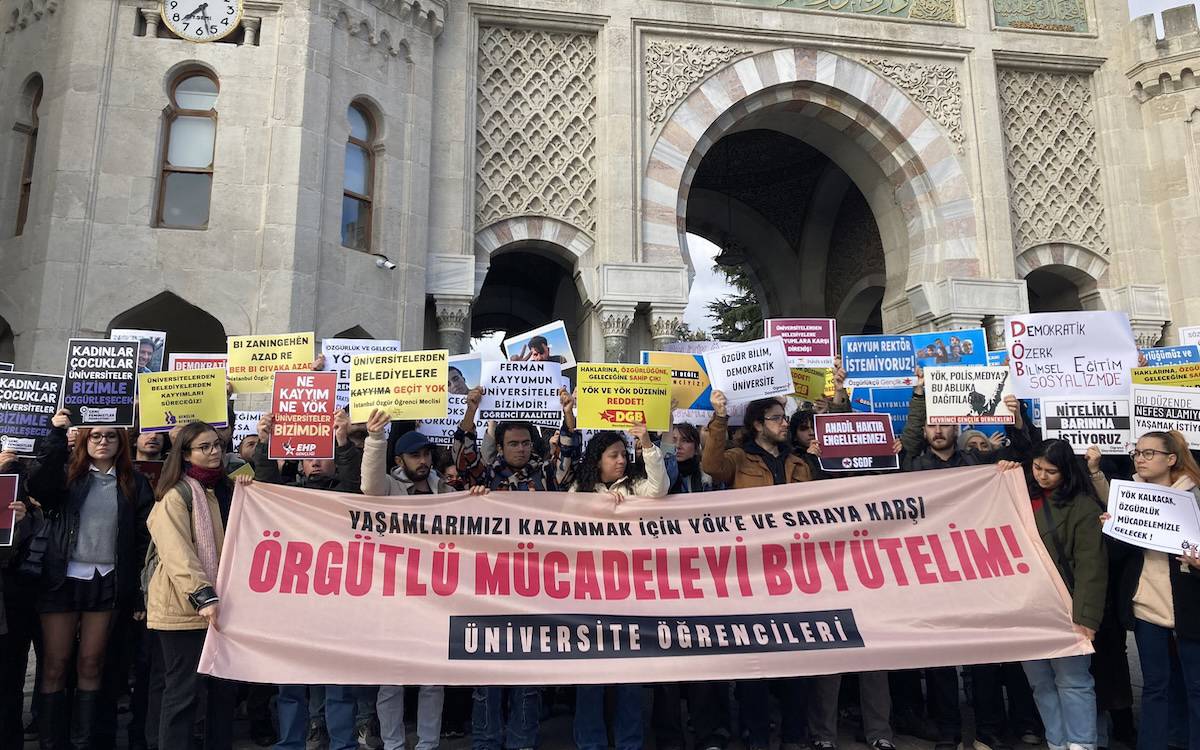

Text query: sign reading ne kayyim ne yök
(1103, 479), (1200, 555)
(1132, 384), (1200, 449)
(1041, 398), (1131, 455)
(576, 364), (672, 432)
(764, 319), (836, 368)
(227, 333), (315, 394)
(814, 413), (898, 472)
(925, 366), (1014, 425)
(702, 338), (793, 402)
(479, 361), (563, 426)
(1005, 312), (1139, 398)
(137, 368), (229, 433)
(61, 339), (138, 427)
(349, 350), (448, 423)
(0, 371), (63, 455)
(841, 335), (915, 389)
(270, 371), (337, 460)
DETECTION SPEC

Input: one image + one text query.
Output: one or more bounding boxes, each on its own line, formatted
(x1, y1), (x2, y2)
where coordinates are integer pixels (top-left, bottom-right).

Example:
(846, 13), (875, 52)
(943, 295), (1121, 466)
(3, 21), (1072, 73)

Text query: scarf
(180, 470), (220, 586)
(185, 464), (225, 488)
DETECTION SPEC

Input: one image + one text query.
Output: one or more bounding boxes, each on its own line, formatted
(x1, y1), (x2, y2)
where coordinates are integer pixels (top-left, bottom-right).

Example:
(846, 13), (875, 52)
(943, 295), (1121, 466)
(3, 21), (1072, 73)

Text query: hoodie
(361, 433), (453, 496)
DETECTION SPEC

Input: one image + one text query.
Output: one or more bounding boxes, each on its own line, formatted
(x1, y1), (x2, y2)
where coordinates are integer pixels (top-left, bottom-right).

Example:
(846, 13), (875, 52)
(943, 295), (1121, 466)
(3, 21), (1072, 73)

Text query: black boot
(38, 691), (69, 750)
(69, 690), (99, 750)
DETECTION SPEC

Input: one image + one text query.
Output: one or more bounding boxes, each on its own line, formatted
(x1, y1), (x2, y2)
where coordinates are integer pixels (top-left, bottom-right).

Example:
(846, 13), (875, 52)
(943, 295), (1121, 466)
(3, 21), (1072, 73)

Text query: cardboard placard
(1103, 479), (1200, 555)
(320, 338), (402, 410)
(1132, 384), (1200, 449)
(814, 413), (898, 472)
(227, 333), (315, 394)
(0, 371), (64, 454)
(1142, 346), (1200, 367)
(479, 361), (563, 425)
(841, 335), (916, 389)
(1131, 363), (1200, 388)
(764, 318), (836, 368)
(850, 388), (912, 438)
(986, 351), (1008, 367)
(503, 321), (577, 370)
(417, 395), (467, 447)
(790, 368), (828, 401)
(448, 354), (483, 395)
(0, 474), (16, 547)
(349, 350), (448, 423)
(270, 371), (337, 460)
(1180, 326), (1200, 348)
(576, 364), (672, 431)
(111, 329), (167, 373)
(702, 338), (793, 402)
(233, 410), (264, 448)
(641, 349), (715, 412)
(1006, 312), (1139, 398)
(925, 366), (1014, 425)
(168, 353), (228, 371)
(137, 368), (229, 432)
(1041, 398), (1131, 455)
(911, 329), (988, 367)
(62, 339), (137, 427)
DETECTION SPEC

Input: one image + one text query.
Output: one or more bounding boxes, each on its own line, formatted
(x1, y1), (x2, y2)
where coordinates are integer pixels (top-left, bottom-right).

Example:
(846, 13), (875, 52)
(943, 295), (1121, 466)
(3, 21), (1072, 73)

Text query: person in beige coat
(145, 420), (237, 750)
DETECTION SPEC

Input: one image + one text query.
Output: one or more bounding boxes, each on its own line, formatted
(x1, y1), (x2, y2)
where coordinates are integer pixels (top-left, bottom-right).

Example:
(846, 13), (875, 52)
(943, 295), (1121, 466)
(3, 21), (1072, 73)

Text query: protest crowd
(0, 313), (1199, 750)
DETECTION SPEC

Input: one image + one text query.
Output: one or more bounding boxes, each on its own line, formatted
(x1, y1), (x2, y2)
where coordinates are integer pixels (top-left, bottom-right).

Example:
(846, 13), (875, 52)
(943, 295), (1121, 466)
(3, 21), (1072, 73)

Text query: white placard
(1180, 326), (1200, 348)
(321, 338), (402, 411)
(111, 328), (167, 373)
(1005, 312), (1139, 398)
(1131, 384), (1200, 449)
(925, 366), (1014, 425)
(479, 361), (563, 424)
(702, 337), (793, 402)
(1103, 479), (1200, 555)
(233, 410), (264, 447)
(417, 395), (467, 446)
(1041, 398), (1132, 455)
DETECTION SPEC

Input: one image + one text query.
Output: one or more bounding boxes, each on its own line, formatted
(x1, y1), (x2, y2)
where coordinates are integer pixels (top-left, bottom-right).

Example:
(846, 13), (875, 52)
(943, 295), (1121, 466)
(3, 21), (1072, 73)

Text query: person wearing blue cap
(360, 409), (448, 750)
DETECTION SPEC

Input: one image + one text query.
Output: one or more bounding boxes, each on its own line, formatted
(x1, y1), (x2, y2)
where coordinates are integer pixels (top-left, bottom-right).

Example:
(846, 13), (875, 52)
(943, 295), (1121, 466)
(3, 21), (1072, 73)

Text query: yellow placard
(576, 363), (672, 432)
(137, 368), (228, 432)
(227, 333), (314, 394)
(640, 351), (711, 410)
(790, 368), (829, 401)
(228, 462), (254, 481)
(1132, 363), (1200, 388)
(349, 349), (449, 423)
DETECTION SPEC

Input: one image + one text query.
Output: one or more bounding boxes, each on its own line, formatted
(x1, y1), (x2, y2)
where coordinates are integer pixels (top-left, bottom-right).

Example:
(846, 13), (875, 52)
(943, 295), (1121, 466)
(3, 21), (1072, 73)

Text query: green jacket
(1033, 491), (1108, 631)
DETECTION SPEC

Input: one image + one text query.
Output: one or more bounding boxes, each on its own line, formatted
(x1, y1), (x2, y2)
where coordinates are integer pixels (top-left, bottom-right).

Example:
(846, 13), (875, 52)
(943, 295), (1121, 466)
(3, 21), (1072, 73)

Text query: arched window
(341, 103), (375, 250)
(157, 71), (218, 229)
(14, 75), (42, 236)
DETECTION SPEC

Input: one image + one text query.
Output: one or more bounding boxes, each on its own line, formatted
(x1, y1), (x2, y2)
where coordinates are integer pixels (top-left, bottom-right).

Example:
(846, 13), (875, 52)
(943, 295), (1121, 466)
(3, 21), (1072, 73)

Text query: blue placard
(987, 350), (1008, 367)
(1142, 345), (1200, 367)
(841, 335), (916, 388)
(910, 329), (988, 367)
(866, 387), (912, 437)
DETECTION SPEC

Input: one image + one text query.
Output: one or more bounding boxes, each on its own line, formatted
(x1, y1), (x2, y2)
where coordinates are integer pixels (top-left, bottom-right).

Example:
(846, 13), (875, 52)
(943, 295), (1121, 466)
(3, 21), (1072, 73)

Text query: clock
(160, 0), (243, 43)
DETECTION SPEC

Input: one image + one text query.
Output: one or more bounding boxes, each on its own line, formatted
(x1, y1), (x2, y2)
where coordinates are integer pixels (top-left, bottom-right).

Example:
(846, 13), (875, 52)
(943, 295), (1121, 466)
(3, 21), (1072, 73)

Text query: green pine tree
(706, 263), (763, 342)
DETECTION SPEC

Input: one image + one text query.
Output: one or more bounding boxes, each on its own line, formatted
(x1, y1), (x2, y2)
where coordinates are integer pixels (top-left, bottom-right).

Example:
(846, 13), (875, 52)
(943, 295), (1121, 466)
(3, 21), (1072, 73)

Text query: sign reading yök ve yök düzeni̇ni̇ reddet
(61, 339), (138, 427)
(197, 466), (1092, 686)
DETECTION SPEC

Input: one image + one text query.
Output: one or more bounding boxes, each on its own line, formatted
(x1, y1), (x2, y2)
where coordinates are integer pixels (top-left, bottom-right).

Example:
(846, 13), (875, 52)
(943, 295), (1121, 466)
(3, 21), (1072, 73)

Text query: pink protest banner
(199, 466), (1091, 685)
(765, 318), (837, 368)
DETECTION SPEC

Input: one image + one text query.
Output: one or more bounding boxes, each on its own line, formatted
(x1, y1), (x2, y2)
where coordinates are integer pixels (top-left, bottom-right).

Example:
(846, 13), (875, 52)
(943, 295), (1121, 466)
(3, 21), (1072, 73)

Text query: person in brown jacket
(146, 421), (237, 750)
(700, 391), (810, 750)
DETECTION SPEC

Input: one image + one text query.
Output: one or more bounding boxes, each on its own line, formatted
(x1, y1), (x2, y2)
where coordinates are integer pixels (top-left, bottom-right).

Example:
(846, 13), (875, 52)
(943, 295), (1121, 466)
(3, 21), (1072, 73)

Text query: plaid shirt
(453, 427), (578, 491)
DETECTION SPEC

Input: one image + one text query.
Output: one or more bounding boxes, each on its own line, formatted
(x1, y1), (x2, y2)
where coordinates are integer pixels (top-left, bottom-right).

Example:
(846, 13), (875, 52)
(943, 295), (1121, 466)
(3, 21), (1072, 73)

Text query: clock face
(160, 0), (243, 43)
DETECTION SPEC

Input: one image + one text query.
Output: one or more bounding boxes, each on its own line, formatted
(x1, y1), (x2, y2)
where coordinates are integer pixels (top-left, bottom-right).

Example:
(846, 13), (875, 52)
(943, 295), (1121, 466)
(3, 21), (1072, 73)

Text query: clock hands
(181, 2), (208, 21)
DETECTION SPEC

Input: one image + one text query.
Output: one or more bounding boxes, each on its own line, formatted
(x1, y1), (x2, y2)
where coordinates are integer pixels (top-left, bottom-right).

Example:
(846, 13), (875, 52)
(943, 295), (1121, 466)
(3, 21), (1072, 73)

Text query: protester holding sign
(454, 386), (578, 492)
(23, 408), (153, 749)
(145, 420), (237, 750)
(1022, 439), (1107, 750)
(1097, 431), (1200, 750)
(0, 452), (33, 750)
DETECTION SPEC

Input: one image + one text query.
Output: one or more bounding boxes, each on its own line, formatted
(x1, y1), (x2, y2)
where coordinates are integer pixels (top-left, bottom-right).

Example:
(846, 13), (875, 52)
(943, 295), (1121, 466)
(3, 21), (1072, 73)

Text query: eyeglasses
(88, 433), (119, 443)
(1130, 448), (1170, 460)
(190, 441), (224, 455)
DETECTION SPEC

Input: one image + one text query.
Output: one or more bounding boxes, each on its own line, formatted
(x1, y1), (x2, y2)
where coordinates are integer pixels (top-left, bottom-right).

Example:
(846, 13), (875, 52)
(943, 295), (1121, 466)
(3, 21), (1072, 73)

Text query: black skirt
(37, 569), (117, 613)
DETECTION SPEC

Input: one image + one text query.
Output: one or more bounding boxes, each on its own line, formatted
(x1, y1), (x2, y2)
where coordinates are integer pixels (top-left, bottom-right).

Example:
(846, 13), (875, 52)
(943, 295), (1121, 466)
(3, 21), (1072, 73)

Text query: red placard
(0, 474), (17, 547)
(269, 371), (337, 461)
(765, 318), (837, 368)
(814, 413), (898, 473)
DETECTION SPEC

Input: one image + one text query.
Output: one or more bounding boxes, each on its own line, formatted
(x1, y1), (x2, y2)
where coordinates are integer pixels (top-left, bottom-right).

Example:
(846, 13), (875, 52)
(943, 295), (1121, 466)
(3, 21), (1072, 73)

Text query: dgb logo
(601, 409), (647, 423)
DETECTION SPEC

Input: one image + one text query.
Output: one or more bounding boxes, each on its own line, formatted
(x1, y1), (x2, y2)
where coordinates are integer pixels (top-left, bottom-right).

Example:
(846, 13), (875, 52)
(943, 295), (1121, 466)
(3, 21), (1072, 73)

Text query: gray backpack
(140, 481), (194, 596)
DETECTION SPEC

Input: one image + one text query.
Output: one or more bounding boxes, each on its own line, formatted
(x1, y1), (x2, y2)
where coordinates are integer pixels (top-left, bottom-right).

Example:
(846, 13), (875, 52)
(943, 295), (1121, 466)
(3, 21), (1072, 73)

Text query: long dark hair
(573, 431), (645, 492)
(156, 421), (228, 501)
(671, 423), (703, 492)
(1030, 439), (1096, 506)
(736, 398), (781, 447)
(67, 427), (138, 500)
(788, 408), (814, 451)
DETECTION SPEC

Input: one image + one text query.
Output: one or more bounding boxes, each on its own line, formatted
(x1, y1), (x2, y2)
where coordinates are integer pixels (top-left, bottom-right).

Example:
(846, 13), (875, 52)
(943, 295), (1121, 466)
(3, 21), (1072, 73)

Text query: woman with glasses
(25, 408), (153, 749)
(1098, 432), (1200, 750)
(146, 421), (237, 750)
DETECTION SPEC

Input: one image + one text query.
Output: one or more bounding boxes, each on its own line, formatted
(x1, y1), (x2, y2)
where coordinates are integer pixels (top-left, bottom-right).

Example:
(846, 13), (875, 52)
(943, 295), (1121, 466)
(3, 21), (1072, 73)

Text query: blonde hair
(1140, 431), (1200, 486)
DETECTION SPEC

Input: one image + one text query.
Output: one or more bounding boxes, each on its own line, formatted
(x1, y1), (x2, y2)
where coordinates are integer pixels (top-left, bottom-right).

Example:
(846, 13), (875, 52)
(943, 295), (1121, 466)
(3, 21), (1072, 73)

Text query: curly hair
(572, 431), (645, 492)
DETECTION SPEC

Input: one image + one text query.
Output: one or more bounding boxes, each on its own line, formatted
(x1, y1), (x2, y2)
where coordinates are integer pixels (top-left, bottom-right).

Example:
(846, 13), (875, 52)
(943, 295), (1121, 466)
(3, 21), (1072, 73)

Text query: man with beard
(893, 366), (1038, 750)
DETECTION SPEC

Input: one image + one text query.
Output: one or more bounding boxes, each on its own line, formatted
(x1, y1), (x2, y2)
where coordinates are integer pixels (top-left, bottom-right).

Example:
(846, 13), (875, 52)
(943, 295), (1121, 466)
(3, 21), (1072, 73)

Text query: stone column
(984, 316), (1008, 352)
(649, 304), (687, 350)
(139, 7), (160, 35)
(597, 303), (636, 362)
(434, 296), (472, 354)
(241, 16), (261, 46)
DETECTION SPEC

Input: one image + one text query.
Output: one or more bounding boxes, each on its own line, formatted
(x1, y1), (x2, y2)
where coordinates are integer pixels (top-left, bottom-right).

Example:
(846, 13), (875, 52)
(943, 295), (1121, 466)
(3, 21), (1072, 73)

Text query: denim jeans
(574, 685), (644, 750)
(276, 685), (357, 750)
(377, 686), (444, 750)
(472, 687), (541, 750)
(1022, 655), (1096, 750)
(1134, 619), (1200, 750)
